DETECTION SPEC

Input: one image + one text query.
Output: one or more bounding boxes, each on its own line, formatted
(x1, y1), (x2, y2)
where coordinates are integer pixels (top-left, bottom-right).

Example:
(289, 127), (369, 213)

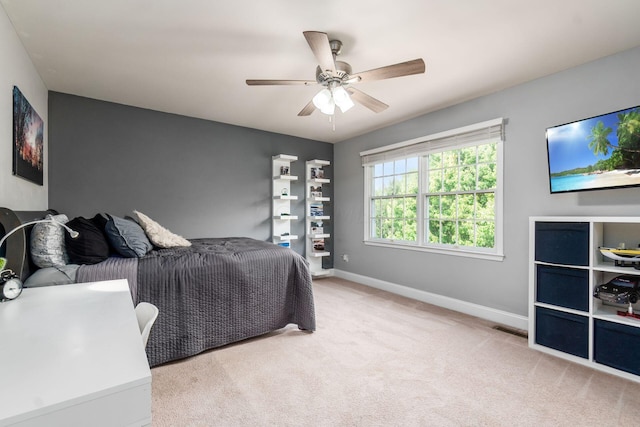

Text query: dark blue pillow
(104, 215), (153, 258)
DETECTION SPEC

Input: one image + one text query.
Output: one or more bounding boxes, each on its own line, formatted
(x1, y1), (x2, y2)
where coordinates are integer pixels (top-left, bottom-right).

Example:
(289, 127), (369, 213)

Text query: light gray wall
(334, 46), (640, 317)
(48, 92), (333, 258)
(0, 5), (48, 210)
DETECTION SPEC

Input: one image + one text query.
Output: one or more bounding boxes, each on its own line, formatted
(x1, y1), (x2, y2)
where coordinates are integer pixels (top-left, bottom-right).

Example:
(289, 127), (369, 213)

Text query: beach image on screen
(547, 106), (640, 193)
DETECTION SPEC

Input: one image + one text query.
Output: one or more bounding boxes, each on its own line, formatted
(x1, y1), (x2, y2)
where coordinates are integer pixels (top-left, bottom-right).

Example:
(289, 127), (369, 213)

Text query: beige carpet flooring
(151, 277), (640, 426)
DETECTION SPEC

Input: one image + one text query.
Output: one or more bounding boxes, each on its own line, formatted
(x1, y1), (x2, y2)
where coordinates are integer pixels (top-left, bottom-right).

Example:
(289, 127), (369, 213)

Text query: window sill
(363, 240), (505, 262)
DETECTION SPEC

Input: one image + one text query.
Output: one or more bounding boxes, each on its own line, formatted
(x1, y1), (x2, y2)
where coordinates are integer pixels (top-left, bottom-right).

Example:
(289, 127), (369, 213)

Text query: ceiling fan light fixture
(312, 85), (353, 115)
(333, 86), (354, 113)
(313, 88), (336, 115)
(312, 88), (332, 109)
(320, 98), (335, 115)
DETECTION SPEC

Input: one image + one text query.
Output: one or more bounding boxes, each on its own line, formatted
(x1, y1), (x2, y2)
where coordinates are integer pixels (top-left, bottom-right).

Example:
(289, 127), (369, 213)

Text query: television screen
(546, 105), (640, 194)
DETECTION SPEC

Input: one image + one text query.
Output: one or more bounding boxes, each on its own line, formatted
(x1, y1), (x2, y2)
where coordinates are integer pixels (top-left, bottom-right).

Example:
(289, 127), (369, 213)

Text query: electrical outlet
(342, 254), (349, 262)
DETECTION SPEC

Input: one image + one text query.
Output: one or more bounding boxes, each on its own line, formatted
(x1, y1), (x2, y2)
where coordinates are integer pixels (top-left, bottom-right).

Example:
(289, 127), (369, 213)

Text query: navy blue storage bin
(535, 222), (589, 266)
(535, 306), (588, 358)
(536, 265), (589, 311)
(594, 319), (640, 376)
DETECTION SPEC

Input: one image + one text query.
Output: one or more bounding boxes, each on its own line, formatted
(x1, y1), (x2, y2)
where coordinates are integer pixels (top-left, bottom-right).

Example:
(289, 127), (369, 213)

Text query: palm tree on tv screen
(588, 108), (640, 169)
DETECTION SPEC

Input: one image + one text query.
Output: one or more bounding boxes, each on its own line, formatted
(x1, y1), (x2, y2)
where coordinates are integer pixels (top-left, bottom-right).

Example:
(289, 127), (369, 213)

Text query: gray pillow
(30, 214), (70, 268)
(24, 265), (79, 287)
(104, 215), (153, 258)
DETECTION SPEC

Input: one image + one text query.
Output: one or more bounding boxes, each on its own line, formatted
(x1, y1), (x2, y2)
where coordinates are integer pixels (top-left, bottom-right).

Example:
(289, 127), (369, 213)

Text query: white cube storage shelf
(529, 216), (640, 383)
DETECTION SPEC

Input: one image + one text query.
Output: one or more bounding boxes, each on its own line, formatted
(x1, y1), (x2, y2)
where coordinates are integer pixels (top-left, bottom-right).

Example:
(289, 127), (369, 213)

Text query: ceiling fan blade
(352, 58), (425, 82)
(303, 31), (336, 73)
(246, 79), (316, 86)
(297, 99), (316, 116)
(347, 87), (389, 113)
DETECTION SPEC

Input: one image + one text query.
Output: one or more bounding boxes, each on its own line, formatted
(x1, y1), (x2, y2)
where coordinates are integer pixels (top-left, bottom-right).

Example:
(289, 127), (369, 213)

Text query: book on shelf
(310, 203), (324, 216)
(309, 185), (322, 197)
(310, 167), (325, 179)
(312, 238), (325, 251)
(310, 221), (323, 235)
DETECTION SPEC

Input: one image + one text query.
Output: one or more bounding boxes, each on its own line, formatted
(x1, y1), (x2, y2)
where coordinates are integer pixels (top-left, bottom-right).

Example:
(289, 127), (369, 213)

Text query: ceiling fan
(246, 31), (426, 117)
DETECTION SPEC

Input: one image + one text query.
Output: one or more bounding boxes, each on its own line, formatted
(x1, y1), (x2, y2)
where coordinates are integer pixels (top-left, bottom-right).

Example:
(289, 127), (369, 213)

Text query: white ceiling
(2, 0), (640, 144)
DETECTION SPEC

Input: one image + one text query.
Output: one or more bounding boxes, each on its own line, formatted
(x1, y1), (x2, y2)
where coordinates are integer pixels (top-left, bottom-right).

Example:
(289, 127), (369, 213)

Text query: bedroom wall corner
(0, 4), (48, 210)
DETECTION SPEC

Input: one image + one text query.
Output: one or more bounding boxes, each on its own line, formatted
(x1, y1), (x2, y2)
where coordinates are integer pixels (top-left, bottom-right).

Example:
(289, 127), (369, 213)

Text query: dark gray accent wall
(334, 46), (640, 318)
(48, 92), (333, 258)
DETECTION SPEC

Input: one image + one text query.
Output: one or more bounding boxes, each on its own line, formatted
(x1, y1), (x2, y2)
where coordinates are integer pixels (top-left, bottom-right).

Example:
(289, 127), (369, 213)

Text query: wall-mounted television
(546, 105), (640, 194)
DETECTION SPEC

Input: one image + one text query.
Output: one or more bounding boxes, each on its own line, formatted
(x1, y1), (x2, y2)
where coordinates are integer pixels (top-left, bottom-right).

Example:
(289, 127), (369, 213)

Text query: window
(425, 143), (497, 249)
(362, 119), (504, 260)
(370, 157), (419, 242)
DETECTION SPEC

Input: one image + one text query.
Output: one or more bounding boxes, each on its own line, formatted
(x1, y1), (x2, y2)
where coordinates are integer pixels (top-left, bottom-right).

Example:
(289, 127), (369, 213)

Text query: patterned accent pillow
(30, 214), (70, 268)
(133, 210), (191, 248)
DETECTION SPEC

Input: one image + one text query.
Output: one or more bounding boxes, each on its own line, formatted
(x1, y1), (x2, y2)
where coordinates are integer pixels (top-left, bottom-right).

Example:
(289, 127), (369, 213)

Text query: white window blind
(361, 118), (504, 166)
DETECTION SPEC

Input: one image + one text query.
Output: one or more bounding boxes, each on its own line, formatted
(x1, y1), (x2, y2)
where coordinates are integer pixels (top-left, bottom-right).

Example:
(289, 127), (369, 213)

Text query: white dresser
(0, 279), (152, 426)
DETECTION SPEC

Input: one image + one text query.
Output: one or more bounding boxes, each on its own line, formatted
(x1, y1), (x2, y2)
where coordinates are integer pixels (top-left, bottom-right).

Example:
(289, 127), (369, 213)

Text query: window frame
(362, 119), (504, 261)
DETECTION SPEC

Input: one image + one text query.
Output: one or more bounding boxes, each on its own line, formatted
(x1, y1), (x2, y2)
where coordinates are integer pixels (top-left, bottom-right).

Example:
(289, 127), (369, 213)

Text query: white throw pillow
(132, 210), (191, 248)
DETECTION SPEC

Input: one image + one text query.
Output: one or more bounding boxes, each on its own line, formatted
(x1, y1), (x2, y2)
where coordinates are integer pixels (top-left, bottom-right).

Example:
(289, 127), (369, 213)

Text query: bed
(0, 207), (315, 367)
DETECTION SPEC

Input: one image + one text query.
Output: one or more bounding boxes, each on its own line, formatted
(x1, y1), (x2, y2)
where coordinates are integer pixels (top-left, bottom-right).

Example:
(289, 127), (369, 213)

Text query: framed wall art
(13, 86), (44, 185)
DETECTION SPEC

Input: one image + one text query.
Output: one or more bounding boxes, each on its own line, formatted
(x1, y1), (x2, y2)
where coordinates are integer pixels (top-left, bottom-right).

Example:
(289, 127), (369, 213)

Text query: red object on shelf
(617, 311), (640, 320)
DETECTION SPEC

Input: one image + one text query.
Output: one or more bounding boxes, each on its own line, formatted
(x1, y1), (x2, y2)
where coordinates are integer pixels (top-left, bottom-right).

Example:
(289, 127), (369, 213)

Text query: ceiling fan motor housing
(316, 61), (352, 86)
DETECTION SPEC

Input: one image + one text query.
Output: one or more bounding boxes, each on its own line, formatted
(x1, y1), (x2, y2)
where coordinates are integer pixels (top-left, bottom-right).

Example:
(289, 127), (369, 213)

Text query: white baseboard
(333, 269), (528, 331)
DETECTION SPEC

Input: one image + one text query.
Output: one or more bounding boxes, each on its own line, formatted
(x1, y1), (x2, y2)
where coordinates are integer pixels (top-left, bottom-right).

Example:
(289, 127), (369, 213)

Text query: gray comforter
(77, 237), (315, 367)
